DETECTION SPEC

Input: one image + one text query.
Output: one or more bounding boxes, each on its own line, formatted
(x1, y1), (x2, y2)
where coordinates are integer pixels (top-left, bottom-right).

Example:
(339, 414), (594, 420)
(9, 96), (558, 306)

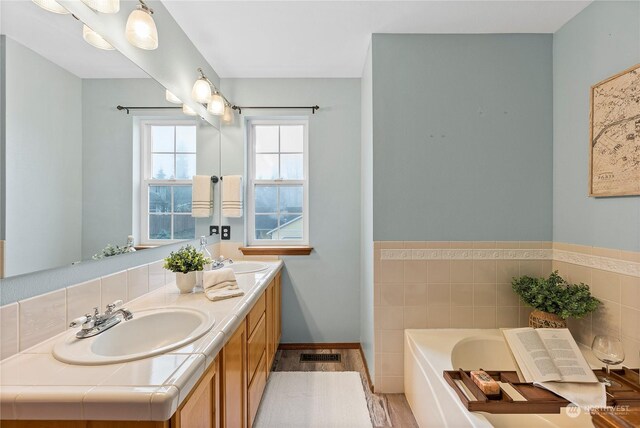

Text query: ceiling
(2, 0), (591, 79)
(0, 0), (147, 78)
(163, 0), (592, 78)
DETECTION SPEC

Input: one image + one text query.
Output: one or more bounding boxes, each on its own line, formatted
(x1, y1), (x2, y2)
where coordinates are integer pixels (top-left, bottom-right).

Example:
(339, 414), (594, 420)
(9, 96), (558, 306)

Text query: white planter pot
(175, 271), (197, 294)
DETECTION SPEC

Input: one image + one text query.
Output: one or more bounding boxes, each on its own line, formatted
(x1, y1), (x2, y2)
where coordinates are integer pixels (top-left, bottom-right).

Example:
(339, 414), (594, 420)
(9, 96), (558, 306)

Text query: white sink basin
(53, 307), (214, 365)
(225, 261), (268, 274)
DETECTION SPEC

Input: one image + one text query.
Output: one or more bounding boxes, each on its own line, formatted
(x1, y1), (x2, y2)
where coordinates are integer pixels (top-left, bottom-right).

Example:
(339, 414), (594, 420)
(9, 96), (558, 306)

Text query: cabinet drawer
(247, 313), (266, 383)
(247, 293), (266, 336)
(248, 351), (267, 428)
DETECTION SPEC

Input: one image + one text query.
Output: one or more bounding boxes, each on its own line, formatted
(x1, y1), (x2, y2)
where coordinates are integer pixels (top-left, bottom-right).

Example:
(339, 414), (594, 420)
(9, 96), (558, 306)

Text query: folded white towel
(205, 288), (245, 301)
(192, 175), (213, 218)
(203, 268), (237, 289)
(203, 268), (245, 301)
(222, 175), (243, 218)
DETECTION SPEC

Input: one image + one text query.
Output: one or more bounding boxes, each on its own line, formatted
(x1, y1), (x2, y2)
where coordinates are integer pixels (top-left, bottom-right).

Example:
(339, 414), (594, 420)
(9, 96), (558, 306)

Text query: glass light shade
(207, 94), (225, 116)
(82, 25), (115, 50)
(32, 0), (69, 14)
(81, 0), (119, 13)
(126, 8), (158, 50)
(222, 105), (235, 124)
(165, 90), (181, 104)
(182, 104), (197, 116)
(191, 78), (212, 103)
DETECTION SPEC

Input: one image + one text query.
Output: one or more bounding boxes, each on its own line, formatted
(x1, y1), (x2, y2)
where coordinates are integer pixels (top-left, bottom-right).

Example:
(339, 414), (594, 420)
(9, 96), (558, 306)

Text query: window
(247, 119), (309, 246)
(141, 120), (197, 244)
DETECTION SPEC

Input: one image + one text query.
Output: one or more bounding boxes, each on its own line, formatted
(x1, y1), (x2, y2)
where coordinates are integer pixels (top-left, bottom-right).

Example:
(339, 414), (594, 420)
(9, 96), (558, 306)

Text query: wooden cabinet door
(173, 357), (217, 428)
(265, 280), (275, 371)
(222, 322), (247, 428)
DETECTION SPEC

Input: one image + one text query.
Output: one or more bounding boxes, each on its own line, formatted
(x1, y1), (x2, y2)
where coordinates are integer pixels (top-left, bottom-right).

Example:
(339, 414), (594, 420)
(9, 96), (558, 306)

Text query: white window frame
(246, 118), (309, 246)
(140, 119), (196, 245)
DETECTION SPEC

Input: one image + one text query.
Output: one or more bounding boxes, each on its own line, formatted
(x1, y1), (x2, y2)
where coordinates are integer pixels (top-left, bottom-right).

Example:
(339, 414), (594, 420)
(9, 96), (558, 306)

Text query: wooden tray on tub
(443, 369), (569, 414)
(444, 368), (640, 415)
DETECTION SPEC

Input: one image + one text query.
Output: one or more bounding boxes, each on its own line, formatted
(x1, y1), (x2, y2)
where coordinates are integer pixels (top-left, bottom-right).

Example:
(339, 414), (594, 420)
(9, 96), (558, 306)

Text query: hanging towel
(203, 268), (245, 301)
(222, 175), (243, 218)
(192, 175), (213, 218)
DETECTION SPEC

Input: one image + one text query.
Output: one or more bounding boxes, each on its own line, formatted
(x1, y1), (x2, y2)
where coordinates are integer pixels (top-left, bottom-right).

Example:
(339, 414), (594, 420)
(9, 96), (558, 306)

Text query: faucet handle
(105, 300), (123, 312)
(69, 314), (93, 328)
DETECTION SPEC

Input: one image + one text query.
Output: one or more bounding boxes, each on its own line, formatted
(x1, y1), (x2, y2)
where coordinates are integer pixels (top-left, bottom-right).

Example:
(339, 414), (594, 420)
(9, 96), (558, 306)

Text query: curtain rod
(116, 105), (320, 115)
(116, 105), (181, 114)
(231, 105), (319, 115)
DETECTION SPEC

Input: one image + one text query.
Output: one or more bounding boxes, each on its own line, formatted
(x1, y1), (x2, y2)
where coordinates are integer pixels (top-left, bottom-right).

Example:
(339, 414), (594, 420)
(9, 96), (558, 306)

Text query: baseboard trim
(278, 342), (361, 350)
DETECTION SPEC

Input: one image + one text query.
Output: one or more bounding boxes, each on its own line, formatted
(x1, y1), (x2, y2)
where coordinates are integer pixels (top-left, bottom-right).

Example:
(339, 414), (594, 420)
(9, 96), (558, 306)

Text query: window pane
(255, 186), (277, 213)
(176, 154), (196, 179)
(255, 214), (277, 240)
(255, 126), (279, 152)
(173, 186), (192, 213)
(151, 126), (174, 152)
(176, 126), (196, 152)
(255, 154), (279, 179)
(280, 154), (303, 179)
(174, 215), (195, 239)
(280, 126), (303, 152)
(149, 186), (171, 213)
(279, 186), (303, 213)
(278, 214), (303, 240)
(149, 214), (171, 239)
(152, 154), (175, 179)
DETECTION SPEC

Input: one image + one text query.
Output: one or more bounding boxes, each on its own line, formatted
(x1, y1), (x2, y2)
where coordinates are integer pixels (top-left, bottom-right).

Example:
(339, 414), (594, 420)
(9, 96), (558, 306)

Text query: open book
(502, 328), (598, 384)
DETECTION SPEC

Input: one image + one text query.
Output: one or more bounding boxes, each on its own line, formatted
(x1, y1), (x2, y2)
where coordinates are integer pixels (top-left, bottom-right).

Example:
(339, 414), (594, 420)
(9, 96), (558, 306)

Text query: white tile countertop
(0, 261), (283, 421)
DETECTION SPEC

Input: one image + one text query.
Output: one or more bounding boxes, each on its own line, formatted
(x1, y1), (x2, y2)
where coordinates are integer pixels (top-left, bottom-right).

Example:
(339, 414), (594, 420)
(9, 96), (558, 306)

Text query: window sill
(239, 246), (313, 256)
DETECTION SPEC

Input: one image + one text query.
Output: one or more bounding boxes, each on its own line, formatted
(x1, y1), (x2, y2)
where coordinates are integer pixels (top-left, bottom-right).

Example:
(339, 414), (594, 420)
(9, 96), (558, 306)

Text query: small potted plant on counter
(164, 245), (211, 294)
(512, 271), (600, 328)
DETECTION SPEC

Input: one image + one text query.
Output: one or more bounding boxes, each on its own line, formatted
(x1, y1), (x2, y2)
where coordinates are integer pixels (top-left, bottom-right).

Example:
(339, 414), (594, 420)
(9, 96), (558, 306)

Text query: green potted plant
(512, 271), (600, 328)
(164, 245), (211, 294)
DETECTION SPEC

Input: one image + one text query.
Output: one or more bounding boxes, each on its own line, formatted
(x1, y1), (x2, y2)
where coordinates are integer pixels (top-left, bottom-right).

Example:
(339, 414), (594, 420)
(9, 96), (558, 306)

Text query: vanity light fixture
(125, 0), (158, 50)
(82, 25), (115, 50)
(192, 69), (212, 103)
(222, 104), (235, 124)
(32, 0), (69, 14)
(81, 0), (119, 14)
(165, 90), (182, 104)
(207, 93), (225, 116)
(191, 68), (232, 117)
(182, 104), (197, 116)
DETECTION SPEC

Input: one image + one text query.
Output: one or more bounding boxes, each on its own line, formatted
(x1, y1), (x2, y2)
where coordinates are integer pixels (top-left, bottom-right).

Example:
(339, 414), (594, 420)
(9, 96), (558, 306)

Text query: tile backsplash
(0, 244), (221, 360)
(373, 241), (640, 393)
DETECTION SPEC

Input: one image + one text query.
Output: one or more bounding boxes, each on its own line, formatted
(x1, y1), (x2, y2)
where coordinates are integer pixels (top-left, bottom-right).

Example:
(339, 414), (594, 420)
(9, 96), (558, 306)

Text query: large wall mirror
(0, 1), (220, 278)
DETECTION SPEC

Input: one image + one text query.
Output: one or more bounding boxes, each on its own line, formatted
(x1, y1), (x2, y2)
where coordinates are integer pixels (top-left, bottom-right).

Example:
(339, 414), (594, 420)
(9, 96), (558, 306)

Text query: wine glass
(591, 335), (625, 387)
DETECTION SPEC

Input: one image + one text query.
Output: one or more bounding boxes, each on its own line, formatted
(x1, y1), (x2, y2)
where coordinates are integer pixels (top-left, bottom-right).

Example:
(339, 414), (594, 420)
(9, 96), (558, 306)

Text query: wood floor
(272, 348), (419, 428)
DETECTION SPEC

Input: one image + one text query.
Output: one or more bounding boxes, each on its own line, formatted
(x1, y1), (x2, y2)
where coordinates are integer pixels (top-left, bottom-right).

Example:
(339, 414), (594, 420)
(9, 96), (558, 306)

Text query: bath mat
(253, 371), (373, 428)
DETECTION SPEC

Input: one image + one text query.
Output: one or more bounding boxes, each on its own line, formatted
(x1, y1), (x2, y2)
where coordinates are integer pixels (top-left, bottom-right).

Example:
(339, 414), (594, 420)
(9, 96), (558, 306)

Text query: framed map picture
(589, 63), (640, 197)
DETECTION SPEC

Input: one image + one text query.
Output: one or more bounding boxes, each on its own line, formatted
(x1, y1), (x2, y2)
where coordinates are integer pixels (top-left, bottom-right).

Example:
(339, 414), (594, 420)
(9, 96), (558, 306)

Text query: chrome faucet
(69, 300), (133, 339)
(211, 255), (233, 270)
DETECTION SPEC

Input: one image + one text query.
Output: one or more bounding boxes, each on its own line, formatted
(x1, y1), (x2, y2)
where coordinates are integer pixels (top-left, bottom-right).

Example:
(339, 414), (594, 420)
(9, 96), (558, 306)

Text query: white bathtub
(404, 329), (595, 428)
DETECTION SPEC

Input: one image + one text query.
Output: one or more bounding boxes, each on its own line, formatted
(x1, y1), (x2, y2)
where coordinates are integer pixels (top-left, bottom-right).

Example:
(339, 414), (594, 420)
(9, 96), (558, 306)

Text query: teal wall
(220, 78), (362, 344)
(553, 1), (640, 252)
(372, 34), (553, 241)
(3, 36), (83, 276)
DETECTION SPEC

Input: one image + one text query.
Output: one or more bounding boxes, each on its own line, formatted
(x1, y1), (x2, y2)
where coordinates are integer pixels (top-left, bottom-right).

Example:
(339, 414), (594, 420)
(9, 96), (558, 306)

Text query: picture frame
(589, 63), (640, 197)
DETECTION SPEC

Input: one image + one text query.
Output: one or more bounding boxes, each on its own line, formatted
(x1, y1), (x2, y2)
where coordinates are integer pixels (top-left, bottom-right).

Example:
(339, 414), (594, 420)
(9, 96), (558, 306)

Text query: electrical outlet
(221, 226), (231, 240)
(209, 226), (219, 236)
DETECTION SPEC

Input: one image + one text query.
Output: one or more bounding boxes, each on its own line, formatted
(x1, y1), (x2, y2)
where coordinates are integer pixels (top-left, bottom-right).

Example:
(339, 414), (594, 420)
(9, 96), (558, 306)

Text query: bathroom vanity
(0, 261), (282, 428)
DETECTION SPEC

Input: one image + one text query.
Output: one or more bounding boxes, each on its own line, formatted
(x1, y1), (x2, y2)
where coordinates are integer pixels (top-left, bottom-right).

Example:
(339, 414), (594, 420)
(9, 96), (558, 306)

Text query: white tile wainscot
(0, 260), (282, 421)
